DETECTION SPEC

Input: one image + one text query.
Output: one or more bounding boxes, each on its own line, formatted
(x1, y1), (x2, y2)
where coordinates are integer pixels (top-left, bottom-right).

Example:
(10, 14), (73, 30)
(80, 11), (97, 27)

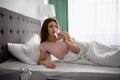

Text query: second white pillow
(8, 34), (41, 64)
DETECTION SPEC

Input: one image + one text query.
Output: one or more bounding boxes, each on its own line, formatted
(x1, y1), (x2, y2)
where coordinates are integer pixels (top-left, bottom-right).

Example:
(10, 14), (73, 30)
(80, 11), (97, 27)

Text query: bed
(0, 7), (120, 80)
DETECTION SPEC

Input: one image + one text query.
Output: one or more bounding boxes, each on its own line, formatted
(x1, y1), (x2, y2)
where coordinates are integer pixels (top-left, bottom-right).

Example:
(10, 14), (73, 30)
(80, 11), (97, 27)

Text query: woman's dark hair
(40, 18), (58, 43)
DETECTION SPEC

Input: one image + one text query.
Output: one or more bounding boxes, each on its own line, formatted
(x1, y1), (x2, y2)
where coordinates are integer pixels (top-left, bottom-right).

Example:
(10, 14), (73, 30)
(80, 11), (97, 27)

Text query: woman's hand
(44, 60), (56, 69)
(58, 32), (67, 41)
(38, 60), (56, 69)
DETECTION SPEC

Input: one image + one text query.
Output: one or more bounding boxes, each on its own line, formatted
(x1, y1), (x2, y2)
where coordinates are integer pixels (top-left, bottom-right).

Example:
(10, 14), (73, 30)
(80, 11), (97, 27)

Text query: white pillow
(7, 34), (40, 64)
(24, 34), (40, 62)
(7, 43), (37, 64)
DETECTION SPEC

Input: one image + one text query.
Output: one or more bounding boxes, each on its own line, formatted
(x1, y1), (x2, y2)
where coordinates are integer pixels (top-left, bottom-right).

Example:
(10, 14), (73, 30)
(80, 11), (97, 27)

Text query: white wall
(0, 0), (48, 20)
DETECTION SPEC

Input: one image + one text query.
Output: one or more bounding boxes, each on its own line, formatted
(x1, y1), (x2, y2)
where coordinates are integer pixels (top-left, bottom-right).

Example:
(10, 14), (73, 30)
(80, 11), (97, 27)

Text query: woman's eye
(55, 26), (58, 28)
(49, 25), (58, 29)
(49, 25), (53, 28)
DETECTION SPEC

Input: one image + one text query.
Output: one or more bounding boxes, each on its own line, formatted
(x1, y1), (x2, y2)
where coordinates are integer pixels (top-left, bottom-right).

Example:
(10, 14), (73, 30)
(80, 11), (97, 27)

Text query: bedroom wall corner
(0, 0), (47, 20)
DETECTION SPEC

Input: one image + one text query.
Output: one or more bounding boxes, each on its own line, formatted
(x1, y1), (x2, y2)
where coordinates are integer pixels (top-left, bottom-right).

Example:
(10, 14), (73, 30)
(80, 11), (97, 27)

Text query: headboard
(0, 7), (41, 63)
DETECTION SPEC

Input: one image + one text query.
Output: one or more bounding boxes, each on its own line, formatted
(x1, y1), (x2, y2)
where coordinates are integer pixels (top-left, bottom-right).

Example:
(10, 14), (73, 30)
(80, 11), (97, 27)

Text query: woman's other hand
(38, 60), (56, 69)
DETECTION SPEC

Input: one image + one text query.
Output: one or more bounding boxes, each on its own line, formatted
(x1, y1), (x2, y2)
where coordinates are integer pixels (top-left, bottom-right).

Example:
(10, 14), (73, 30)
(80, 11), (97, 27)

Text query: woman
(37, 18), (80, 69)
(38, 18), (120, 68)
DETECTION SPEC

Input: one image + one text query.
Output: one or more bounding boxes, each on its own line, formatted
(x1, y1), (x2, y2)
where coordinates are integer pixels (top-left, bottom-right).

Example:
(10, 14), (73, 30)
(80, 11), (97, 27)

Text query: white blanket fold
(61, 40), (120, 67)
(86, 41), (120, 67)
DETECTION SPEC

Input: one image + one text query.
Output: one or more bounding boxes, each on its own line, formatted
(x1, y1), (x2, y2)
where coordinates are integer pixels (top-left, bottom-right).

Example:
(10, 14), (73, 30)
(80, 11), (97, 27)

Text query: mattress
(0, 59), (120, 80)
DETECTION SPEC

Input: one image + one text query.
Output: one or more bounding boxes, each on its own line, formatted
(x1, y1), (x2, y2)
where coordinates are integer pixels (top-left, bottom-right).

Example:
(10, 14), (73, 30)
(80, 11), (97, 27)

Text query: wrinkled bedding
(86, 41), (120, 67)
(60, 41), (120, 67)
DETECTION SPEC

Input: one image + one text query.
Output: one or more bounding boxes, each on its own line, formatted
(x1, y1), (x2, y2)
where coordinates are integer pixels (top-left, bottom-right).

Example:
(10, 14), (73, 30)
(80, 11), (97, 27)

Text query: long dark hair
(40, 18), (58, 43)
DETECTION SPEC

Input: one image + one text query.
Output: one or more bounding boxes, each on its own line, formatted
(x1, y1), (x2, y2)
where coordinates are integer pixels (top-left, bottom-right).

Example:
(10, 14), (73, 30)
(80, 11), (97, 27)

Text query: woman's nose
(54, 27), (57, 31)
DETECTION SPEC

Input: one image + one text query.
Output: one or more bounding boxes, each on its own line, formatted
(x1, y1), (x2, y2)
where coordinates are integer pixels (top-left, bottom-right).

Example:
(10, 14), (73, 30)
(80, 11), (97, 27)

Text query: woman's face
(48, 21), (58, 36)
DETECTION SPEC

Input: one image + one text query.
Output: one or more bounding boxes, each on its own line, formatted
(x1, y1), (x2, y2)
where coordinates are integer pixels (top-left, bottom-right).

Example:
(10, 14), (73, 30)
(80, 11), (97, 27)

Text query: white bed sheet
(0, 59), (120, 80)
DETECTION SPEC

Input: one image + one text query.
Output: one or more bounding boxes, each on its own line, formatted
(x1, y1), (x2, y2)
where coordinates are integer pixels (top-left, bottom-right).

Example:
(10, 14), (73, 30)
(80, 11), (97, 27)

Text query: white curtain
(68, 0), (120, 45)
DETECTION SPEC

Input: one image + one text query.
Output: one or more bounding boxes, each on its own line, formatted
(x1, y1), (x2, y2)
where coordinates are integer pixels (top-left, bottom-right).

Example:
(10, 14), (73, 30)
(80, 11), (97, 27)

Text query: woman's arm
(38, 50), (56, 69)
(64, 38), (80, 53)
(58, 32), (80, 54)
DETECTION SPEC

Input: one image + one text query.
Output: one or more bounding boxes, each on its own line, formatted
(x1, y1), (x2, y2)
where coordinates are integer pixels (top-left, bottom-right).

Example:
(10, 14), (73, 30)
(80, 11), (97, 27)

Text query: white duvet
(86, 41), (120, 67)
(60, 40), (120, 67)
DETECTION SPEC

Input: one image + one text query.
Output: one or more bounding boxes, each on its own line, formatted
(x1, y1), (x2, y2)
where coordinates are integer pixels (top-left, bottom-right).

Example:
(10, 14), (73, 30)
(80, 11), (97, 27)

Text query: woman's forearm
(38, 58), (46, 65)
(38, 60), (45, 65)
(64, 39), (80, 53)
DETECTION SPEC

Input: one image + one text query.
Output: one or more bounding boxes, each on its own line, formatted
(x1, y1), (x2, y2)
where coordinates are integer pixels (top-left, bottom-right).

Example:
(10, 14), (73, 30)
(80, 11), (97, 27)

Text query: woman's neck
(48, 36), (57, 42)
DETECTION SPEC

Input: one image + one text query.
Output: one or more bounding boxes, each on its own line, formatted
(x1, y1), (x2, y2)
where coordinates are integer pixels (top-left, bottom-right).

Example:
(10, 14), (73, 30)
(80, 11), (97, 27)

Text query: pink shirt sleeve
(40, 43), (47, 52)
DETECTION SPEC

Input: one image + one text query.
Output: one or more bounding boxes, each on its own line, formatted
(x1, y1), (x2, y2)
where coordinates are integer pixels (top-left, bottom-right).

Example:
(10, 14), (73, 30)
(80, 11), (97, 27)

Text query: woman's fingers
(45, 64), (56, 69)
(58, 33), (67, 40)
(44, 61), (56, 69)
(49, 63), (56, 69)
